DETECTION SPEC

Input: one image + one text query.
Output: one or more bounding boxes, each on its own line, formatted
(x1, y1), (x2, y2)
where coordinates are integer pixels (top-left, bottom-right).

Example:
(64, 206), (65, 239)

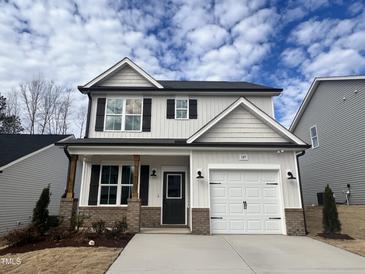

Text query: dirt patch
(0, 232), (133, 255)
(311, 236), (365, 257)
(0, 246), (121, 274)
(317, 233), (354, 240)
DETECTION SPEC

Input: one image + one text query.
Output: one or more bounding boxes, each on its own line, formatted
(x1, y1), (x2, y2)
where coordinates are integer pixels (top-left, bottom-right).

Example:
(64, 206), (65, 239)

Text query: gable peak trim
(83, 57), (163, 89)
(187, 97), (306, 145)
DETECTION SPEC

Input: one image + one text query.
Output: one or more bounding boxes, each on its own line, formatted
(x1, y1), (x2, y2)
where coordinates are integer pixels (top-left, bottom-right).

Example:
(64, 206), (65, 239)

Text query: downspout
(84, 93), (92, 138)
(62, 145), (71, 198)
(296, 150), (308, 234)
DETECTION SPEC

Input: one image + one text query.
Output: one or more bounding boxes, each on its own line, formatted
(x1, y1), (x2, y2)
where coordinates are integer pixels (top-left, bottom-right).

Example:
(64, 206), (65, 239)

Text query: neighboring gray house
(290, 76), (365, 205)
(0, 134), (77, 235)
(57, 57), (309, 236)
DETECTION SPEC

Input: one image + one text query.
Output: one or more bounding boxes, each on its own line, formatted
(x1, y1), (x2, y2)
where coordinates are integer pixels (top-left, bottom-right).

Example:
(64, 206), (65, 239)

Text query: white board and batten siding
(79, 155), (189, 207)
(197, 105), (288, 143)
(99, 66), (154, 87)
(0, 146), (81, 235)
(190, 151), (301, 209)
(88, 95), (274, 138)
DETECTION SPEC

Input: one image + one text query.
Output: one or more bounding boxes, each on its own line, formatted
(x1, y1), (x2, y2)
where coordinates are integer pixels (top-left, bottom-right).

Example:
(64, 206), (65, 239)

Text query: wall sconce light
(196, 170), (204, 179)
(150, 169), (157, 177)
(287, 171), (296, 180)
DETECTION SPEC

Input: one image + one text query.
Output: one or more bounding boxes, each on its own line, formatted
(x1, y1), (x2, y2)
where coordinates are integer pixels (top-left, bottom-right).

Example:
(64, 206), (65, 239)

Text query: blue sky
(1, 0), (365, 128)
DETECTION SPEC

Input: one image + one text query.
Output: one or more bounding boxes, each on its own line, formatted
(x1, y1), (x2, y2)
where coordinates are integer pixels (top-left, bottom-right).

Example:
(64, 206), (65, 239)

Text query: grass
(0, 246), (121, 274)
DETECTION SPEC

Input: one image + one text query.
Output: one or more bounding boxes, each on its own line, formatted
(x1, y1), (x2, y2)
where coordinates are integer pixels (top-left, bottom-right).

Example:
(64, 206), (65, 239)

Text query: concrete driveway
(107, 234), (365, 274)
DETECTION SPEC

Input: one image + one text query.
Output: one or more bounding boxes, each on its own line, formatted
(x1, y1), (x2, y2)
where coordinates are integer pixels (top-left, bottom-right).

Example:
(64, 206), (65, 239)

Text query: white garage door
(210, 169), (283, 234)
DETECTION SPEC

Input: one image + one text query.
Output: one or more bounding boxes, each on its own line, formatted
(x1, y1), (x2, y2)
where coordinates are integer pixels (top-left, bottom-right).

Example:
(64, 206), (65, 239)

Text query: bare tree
(38, 82), (61, 134)
(75, 103), (87, 138)
(19, 78), (45, 134)
(5, 88), (20, 117)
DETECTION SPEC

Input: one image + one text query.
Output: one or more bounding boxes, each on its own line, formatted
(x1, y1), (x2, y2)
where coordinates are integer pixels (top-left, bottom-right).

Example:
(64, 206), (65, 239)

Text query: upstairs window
(310, 125), (319, 148)
(175, 99), (188, 119)
(105, 98), (142, 131)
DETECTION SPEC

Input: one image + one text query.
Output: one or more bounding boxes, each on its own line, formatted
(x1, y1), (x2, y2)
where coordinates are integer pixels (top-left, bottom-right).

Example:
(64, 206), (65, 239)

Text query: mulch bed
(317, 233), (354, 240)
(0, 232), (134, 255)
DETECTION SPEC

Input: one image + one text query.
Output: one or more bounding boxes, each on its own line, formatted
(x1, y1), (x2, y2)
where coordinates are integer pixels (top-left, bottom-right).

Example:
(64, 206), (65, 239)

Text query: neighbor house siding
(88, 95), (274, 138)
(293, 80), (365, 205)
(190, 151), (301, 208)
(99, 66), (154, 87)
(197, 105), (287, 143)
(0, 145), (81, 235)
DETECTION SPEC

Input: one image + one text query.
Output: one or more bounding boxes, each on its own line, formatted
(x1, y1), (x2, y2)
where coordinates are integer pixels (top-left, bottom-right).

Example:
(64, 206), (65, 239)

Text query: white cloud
(281, 48), (306, 68)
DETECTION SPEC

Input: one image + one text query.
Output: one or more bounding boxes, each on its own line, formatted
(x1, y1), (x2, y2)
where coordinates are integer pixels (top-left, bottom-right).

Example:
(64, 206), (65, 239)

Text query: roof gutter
(296, 150), (308, 234)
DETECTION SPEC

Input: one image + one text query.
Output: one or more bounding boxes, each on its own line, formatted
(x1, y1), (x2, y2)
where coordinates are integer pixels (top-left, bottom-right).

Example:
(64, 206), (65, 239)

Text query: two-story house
(290, 76), (365, 206)
(57, 57), (309, 235)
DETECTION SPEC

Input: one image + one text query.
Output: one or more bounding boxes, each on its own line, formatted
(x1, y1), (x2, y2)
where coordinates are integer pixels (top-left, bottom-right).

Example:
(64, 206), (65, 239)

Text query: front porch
(60, 153), (199, 233)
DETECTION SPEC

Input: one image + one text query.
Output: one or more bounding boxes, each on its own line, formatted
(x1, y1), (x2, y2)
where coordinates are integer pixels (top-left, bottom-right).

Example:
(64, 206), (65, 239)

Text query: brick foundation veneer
(126, 198), (141, 233)
(285, 208), (306, 236)
(78, 206), (127, 228)
(192, 208), (210, 235)
(59, 198), (78, 229)
(141, 207), (161, 228)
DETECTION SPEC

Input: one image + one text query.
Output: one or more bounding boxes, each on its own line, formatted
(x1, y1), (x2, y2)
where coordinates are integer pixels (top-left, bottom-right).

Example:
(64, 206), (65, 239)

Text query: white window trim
(175, 99), (189, 120)
(310, 125), (319, 149)
(96, 163), (134, 206)
(166, 173), (183, 199)
(98, 165), (120, 206)
(103, 97), (144, 132)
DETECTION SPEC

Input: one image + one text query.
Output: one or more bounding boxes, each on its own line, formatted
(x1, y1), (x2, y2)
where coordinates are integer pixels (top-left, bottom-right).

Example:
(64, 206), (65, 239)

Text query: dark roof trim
(78, 86), (282, 94)
(57, 139), (310, 149)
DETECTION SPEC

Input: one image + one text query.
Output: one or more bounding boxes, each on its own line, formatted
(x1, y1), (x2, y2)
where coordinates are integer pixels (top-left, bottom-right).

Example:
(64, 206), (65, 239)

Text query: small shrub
(49, 226), (72, 242)
(322, 184), (341, 234)
(92, 220), (106, 234)
(108, 217), (128, 238)
(47, 216), (59, 228)
(4, 226), (41, 247)
(72, 213), (89, 232)
(32, 185), (51, 233)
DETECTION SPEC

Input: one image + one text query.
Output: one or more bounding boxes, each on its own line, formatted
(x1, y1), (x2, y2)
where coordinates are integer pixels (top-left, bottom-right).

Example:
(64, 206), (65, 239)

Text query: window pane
(125, 115), (141, 130)
(167, 175), (181, 198)
(106, 99), (123, 114)
(105, 116), (122, 130)
(176, 110), (187, 119)
(122, 166), (133, 184)
(176, 99), (187, 109)
(126, 99), (142, 114)
(121, 185), (132, 205)
(310, 126), (317, 137)
(312, 137), (319, 148)
(101, 166), (119, 184)
(100, 186), (117, 204)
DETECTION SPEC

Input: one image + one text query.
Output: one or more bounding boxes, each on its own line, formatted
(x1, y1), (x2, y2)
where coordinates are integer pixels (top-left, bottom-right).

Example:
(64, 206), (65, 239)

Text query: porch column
(127, 154), (141, 233)
(60, 154), (78, 230)
(132, 155), (140, 198)
(66, 155), (78, 198)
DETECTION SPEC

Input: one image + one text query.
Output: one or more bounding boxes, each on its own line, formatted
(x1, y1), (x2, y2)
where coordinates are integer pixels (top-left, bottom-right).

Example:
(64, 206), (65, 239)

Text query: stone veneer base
(192, 208), (210, 235)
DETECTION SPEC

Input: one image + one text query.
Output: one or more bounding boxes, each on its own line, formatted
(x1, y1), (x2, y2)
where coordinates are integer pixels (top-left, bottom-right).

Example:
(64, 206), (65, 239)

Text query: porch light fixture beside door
(196, 169), (204, 179)
(150, 168), (157, 177)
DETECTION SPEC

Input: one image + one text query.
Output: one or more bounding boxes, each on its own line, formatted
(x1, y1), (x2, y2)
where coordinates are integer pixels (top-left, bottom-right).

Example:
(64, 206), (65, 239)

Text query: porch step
(140, 228), (191, 234)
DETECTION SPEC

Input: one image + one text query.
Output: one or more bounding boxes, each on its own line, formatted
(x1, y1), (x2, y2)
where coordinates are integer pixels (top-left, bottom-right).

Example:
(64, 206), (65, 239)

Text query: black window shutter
(166, 99), (175, 119)
(189, 99), (197, 119)
(142, 98), (152, 132)
(88, 165), (100, 205)
(95, 98), (106, 131)
(140, 165), (150, 206)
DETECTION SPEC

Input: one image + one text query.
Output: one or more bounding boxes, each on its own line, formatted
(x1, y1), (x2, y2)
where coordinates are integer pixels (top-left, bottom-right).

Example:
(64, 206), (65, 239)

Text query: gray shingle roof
(0, 134), (71, 168)
(157, 80), (279, 90)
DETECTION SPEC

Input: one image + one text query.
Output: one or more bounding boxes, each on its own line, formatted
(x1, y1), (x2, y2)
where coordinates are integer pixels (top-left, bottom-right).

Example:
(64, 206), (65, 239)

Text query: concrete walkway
(107, 234), (365, 274)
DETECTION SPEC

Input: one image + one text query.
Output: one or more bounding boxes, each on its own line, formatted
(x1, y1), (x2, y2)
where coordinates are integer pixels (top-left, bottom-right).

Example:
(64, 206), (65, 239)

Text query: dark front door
(163, 172), (185, 224)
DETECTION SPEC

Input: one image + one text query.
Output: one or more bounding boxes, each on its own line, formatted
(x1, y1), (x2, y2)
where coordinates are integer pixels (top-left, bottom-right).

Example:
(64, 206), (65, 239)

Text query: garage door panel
(211, 186), (226, 198)
(210, 169), (282, 234)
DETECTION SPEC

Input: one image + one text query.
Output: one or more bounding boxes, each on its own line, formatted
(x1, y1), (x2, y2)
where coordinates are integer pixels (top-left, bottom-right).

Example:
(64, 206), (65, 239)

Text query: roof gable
(196, 105), (288, 143)
(83, 57), (163, 88)
(0, 134), (72, 170)
(187, 97), (306, 145)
